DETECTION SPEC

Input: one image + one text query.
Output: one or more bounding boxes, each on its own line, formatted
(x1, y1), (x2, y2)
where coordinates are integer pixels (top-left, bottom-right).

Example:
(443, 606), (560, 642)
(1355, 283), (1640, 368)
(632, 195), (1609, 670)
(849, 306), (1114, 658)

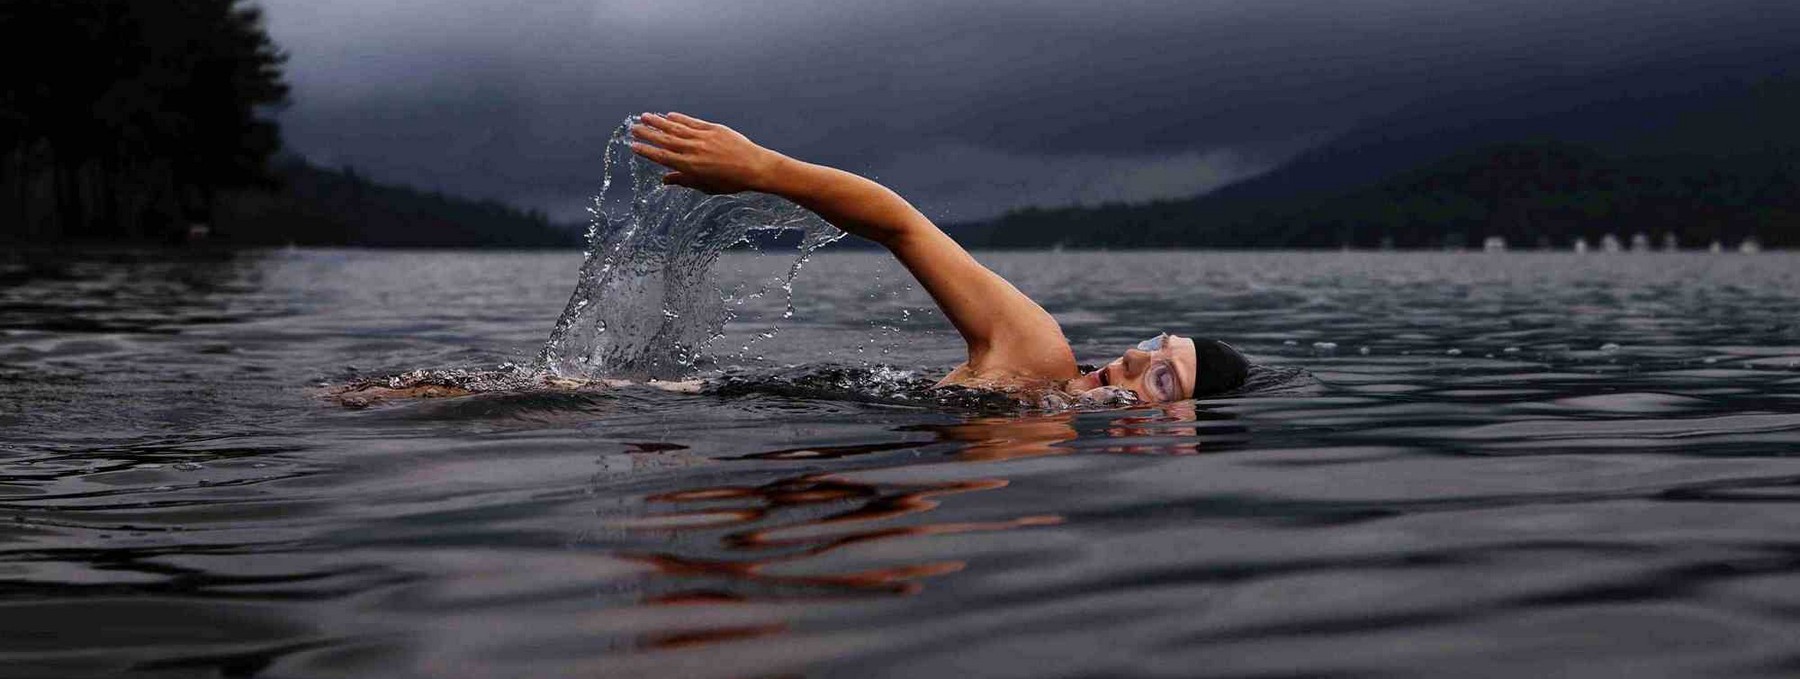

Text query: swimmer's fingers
(630, 123), (694, 153)
(662, 171), (694, 188)
(641, 113), (700, 138)
(630, 141), (682, 168)
(664, 112), (717, 131)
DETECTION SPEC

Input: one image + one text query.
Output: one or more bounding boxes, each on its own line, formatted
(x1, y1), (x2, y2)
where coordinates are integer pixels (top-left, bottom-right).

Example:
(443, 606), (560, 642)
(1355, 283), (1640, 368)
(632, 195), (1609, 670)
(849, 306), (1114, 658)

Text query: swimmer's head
(1064, 333), (1249, 403)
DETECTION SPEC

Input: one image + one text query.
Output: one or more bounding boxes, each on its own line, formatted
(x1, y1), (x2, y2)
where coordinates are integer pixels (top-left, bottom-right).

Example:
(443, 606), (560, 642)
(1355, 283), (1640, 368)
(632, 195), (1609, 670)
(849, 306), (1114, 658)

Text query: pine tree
(0, 0), (288, 242)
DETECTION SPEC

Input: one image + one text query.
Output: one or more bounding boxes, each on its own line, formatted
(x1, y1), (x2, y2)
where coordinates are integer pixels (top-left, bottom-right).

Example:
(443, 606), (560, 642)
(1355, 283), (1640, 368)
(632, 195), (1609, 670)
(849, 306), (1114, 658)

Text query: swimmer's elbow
(873, 214), (937, 250)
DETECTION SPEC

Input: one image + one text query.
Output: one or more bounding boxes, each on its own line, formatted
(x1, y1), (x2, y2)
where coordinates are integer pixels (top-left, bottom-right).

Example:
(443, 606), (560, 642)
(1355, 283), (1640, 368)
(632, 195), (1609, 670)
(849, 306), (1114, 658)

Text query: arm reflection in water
(601, 403), (1237, 650)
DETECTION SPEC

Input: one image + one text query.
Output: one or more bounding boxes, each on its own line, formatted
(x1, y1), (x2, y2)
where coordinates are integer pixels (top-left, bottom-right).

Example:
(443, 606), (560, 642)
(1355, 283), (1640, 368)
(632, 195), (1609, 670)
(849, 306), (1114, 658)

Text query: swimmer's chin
(1063, 368), (1110, 394)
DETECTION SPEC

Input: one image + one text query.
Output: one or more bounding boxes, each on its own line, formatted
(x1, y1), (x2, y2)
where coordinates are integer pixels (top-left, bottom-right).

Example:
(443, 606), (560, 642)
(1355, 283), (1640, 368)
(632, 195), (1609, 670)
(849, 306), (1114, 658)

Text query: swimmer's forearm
(754, 155), (1066, 367)
(755, 155), (931, 247)
(753, 157), (996, 334)
(628, 112), (930, 246)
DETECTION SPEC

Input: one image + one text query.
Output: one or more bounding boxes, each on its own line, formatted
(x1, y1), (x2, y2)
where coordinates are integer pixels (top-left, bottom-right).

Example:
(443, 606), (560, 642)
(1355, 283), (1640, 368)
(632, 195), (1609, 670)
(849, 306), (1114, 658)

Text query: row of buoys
(1364, 234), (1768, 251)
(1545, 234), (1764, 253)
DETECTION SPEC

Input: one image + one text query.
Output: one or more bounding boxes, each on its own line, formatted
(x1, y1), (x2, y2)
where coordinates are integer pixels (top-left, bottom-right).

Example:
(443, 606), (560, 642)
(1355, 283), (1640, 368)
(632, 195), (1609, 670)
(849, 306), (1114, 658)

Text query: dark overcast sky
(259, 0), (1800, 222)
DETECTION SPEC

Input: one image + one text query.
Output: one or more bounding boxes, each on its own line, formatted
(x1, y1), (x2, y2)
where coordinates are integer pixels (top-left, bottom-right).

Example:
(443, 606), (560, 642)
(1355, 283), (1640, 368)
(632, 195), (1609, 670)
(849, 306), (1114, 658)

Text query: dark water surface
(4, 249), (1800, 678)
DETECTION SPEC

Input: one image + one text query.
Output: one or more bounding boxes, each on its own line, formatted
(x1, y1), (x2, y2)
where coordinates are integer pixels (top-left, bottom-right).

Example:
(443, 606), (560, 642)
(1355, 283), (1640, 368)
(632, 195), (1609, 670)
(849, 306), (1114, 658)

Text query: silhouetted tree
(0, 0), (287, 243)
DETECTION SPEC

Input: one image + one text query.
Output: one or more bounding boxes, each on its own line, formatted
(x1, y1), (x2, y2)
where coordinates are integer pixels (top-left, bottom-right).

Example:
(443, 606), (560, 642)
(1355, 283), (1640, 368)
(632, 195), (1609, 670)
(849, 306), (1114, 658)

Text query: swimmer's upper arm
(765, 158), (1072, 375)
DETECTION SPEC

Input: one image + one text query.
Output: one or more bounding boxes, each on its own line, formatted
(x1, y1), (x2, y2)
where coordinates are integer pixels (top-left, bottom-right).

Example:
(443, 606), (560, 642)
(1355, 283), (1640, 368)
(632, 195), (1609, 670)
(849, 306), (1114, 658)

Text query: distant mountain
(954, 75), (1800, 249)
(214, 157), (582, 247)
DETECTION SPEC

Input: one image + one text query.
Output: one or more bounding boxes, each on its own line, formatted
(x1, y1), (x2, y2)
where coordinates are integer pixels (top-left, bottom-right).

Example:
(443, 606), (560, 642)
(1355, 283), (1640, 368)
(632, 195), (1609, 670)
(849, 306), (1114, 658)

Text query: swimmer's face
(1065, 333), (1199, 403)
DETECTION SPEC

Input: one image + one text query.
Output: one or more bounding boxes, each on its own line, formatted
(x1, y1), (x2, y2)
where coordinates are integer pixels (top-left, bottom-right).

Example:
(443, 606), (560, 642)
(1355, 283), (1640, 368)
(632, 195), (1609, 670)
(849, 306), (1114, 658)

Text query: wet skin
(1062, 333), (1201, 403)
(630, 112), (1207, 404)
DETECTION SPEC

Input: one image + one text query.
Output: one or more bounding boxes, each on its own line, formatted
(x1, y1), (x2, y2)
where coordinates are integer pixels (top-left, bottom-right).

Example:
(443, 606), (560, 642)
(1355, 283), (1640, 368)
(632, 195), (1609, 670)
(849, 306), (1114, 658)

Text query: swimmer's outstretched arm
(630, 112), (1077, 382)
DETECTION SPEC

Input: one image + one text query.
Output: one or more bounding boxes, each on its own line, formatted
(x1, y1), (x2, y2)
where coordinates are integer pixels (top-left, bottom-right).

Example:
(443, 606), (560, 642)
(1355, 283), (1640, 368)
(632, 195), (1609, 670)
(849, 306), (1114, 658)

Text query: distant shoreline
(6, 242), (1785, 255)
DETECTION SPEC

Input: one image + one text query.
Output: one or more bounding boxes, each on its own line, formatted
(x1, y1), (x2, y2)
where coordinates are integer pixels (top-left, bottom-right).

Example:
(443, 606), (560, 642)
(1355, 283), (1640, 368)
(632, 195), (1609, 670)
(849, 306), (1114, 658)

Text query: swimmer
(629, 112), (1249, 403)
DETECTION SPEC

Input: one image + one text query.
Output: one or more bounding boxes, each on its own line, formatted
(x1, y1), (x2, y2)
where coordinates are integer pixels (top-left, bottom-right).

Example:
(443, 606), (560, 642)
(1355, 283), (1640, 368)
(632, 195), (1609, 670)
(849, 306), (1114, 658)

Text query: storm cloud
(260, 0), (1800, 222)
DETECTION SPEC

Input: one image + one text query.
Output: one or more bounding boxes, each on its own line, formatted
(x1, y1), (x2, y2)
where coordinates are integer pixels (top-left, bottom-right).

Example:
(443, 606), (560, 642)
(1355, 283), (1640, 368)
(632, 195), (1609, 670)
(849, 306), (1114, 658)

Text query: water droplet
(1600, 343), (1621, 352)
(1446, 348), (1463, 356)
(1503, 346), (1521, 353)
(1358, 346), (1371, 355)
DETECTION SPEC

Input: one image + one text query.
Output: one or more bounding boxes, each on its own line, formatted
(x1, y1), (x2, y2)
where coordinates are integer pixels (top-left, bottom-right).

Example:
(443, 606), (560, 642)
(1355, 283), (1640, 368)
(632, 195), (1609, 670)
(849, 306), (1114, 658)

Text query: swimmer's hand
(629, 112), (785, 195)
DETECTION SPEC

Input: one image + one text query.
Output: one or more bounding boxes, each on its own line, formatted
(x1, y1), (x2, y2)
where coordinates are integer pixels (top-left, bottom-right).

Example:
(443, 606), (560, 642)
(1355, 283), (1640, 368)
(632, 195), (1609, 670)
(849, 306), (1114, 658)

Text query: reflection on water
(3, 249), (1800, 677)
(604, 406), (1235, 655)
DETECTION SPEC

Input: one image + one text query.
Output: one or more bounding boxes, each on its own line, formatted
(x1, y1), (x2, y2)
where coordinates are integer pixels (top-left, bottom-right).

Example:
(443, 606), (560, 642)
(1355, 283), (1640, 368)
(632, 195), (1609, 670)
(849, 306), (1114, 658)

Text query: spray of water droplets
(538, 116), (845, 380)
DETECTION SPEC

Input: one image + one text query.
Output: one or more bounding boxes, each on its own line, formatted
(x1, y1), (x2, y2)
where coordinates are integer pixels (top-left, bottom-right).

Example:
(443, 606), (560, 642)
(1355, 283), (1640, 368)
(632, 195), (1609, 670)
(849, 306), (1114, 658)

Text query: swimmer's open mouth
(1091, 367), (1111, 387)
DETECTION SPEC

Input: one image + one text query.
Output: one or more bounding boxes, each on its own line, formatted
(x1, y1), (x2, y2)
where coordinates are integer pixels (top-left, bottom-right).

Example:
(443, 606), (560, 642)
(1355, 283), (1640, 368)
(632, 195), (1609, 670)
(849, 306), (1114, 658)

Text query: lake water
(3, 249), (1800, 678)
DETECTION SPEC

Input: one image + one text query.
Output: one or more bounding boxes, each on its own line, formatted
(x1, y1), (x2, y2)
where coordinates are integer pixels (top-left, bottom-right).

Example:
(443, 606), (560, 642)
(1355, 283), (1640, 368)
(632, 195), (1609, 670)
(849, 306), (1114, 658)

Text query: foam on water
(538, 116), (844, 380)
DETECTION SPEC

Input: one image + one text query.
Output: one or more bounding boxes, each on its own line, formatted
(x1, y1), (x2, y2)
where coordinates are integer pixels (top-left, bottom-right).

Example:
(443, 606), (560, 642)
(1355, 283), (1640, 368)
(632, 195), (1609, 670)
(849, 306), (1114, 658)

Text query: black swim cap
(1189, 338), (1249, 398)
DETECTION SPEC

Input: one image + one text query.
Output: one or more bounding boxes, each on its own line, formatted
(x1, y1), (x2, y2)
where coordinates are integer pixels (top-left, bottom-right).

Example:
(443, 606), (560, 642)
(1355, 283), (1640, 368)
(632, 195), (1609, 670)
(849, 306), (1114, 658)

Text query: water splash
(705, 364), (1107, 414)
(538, 116), (844, 379)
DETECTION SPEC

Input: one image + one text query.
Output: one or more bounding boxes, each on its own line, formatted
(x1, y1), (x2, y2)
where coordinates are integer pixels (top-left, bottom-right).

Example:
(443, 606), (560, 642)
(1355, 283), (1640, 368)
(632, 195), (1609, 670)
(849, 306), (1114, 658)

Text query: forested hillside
(214, 159), (578, 247)
(957, 79), (1800, 249)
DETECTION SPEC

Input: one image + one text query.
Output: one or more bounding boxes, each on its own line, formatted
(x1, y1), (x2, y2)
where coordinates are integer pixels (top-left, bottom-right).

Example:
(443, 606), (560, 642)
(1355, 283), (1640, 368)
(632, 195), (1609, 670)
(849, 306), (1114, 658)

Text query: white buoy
(1710, 240), (1723, 254)
(1630, 232), (1651, 252)
(1662, 233), (1679, 252)
(1740, 237), (1762, 254)
(1601, 234), (1623, 253)
(1574, 238), (1589, 254)
(1483, 236), (1507, 252)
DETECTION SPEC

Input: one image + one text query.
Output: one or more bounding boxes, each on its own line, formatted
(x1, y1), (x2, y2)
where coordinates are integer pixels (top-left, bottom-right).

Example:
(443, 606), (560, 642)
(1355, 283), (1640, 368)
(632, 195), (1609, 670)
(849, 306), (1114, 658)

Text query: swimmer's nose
(1122, 348), (1152, 376)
